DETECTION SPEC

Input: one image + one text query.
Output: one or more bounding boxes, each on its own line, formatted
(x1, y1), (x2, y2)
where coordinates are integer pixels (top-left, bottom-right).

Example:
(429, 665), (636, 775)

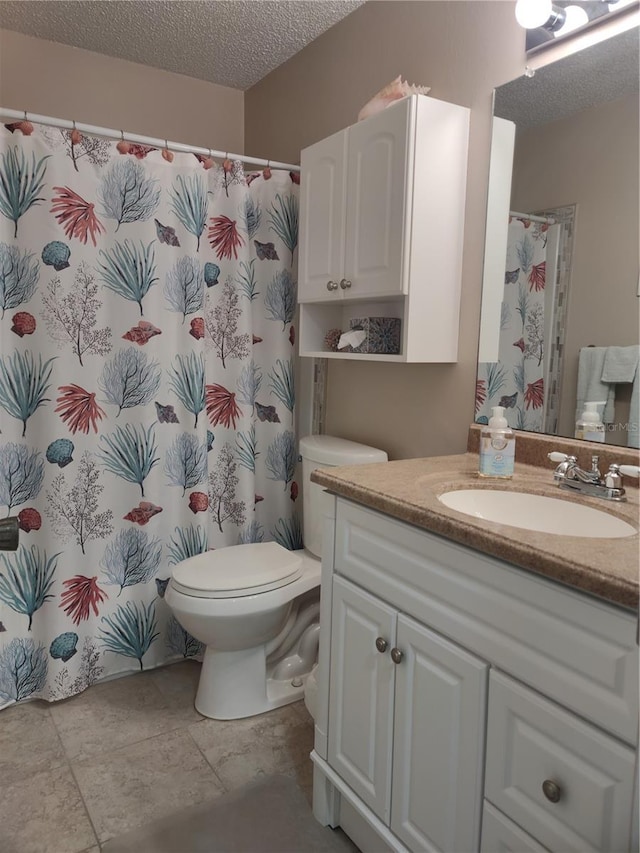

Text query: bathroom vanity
(309, 444), (639, 853)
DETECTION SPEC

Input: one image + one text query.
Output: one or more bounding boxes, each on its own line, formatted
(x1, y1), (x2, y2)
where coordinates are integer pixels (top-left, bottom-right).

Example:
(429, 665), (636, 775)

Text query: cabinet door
(328, 576), (396, 822)
(298, 129), (347, 303)
(344, 97), (411, 298)
(390, 614), (488, 853)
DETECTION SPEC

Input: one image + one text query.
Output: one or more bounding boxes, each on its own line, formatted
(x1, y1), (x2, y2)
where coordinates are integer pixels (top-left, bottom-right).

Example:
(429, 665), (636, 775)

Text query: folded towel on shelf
(601, 345), (640, 449)
(575, 347), (615, 424)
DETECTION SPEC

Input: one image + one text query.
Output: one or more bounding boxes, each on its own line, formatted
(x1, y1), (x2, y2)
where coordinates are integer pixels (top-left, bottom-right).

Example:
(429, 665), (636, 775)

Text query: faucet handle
(548, 452), (574, 463)
(547, 452), (577, 465)
(619, 465), (640, 479)
(605, 464), (623, 490)
(547, 452), (576, 482)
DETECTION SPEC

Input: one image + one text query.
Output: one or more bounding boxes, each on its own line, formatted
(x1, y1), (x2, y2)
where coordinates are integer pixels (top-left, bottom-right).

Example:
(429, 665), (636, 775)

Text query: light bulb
(515, 0), (553, 28)
(554, 4), (590, 35)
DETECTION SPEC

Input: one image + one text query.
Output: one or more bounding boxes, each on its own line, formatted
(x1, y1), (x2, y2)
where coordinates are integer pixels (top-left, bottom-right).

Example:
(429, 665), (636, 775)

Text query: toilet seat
(170, 542), (303, 599)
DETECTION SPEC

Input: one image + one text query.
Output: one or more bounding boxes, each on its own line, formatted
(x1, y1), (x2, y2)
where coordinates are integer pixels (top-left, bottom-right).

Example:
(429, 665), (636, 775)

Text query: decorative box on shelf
(347, 317), (401, 354)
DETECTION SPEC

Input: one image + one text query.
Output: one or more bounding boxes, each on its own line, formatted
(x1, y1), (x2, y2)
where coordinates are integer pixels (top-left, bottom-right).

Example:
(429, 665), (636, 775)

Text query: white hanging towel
(575, 347), (615, 424)
(601, 346), (640, 449)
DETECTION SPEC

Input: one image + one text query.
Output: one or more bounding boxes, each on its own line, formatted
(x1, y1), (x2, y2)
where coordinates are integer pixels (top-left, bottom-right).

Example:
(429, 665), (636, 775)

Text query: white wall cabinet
(311, 497), (639, 853)
(298, 95), (469, 362)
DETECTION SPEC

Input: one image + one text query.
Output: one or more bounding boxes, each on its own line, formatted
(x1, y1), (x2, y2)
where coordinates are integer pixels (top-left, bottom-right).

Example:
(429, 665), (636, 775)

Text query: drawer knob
(542, 779), (562, 803)
(339, 278), (352, 289)
(390, 647), (403, 664)
(326, 280), (338, 291)
(375, 637), (388, 653)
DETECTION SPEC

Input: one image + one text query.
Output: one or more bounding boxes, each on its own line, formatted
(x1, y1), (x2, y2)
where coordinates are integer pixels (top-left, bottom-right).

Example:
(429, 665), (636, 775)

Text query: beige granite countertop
(311, 452), (640, 611)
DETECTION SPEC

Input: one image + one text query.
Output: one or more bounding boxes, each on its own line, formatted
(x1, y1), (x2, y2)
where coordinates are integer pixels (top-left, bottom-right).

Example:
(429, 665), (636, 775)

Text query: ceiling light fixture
(517, 0), (638, 51)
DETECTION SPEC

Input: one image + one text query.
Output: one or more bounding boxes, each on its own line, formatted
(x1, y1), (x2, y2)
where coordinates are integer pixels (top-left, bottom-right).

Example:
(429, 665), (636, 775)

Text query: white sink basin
(438, 489), (637, 538)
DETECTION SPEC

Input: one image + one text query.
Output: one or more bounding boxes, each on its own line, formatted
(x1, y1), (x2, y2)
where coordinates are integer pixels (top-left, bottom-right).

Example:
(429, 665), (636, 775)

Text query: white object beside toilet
(165, 435), (387, 720)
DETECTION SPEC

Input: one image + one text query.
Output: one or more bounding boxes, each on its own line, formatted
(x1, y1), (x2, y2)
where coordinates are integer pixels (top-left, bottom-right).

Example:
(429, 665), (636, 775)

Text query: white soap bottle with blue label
(479, 405), (515, 478)
(575, 401), (606, 442)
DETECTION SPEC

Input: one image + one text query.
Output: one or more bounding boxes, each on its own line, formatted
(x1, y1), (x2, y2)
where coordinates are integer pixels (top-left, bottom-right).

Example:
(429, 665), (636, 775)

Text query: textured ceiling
(0, 0), (366, 90)
(495, 27), (639, 129)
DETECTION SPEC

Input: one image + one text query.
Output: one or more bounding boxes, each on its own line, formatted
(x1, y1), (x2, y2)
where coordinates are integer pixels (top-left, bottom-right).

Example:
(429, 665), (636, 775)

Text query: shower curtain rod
(0, 107), (301, 172)
(510, 210), (555, 225)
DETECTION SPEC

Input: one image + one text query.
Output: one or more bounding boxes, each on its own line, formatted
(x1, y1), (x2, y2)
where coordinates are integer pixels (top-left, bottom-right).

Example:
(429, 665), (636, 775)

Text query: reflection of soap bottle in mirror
(479, 406), (515, 478)
(575, 401), (606, 442)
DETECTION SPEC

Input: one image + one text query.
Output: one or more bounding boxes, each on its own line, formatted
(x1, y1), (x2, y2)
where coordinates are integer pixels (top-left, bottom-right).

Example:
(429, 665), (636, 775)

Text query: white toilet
(165, 435), (388, 720)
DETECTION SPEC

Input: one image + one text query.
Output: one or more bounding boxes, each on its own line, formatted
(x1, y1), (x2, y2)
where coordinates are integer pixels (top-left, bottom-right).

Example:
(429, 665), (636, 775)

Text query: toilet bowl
(165, 435), (388, 720)
(166, 543), (321, 719)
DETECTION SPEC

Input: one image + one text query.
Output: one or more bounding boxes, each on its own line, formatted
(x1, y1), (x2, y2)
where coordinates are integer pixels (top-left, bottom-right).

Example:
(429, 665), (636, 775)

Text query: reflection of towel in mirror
(601, 346), (640, 449)
(575, 347), (615, 424)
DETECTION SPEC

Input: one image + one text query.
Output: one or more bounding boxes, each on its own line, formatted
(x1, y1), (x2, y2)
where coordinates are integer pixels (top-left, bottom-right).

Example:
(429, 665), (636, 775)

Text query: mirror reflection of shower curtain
(542, 223), (560, 427)
(476, 217), (550, 431)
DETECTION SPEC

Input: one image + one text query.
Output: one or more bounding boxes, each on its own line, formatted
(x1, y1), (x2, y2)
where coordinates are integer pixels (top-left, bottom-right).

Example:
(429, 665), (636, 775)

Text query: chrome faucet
(547, 452), (640, 502)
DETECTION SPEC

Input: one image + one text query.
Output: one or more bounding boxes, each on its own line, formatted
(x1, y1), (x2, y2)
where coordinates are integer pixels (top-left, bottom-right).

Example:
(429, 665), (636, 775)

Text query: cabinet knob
(390, 647), (403, 664)
(326, 280), (338, 291)
(339, 278), (352, 290)
(375, 637), (388, 653)
(542, 779), (562, 803)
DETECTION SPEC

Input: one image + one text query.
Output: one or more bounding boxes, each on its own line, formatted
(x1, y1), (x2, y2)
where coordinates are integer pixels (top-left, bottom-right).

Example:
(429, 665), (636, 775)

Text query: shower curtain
(0, 122), (299, 709)
(476, 217), (547, 432)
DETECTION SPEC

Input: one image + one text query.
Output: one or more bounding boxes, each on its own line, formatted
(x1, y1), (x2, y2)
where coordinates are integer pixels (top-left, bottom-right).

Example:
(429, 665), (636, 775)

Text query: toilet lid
(170, 542), (303, 598)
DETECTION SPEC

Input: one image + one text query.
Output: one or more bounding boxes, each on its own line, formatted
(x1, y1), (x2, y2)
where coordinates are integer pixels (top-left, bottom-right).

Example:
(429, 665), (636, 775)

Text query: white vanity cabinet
(312, 497), (639, 853)
(298, 94), (469, 362)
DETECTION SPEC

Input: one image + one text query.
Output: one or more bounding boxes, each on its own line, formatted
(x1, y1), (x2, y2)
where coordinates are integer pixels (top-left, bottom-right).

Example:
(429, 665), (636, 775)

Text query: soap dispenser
(479, 405), (515, 478)
(575, 401), (606, 442)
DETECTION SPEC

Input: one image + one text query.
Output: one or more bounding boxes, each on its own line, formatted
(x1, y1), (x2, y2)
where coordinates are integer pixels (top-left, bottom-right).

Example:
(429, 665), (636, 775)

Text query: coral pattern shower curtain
(0, 123), (299, 709)
(476, 217), (547, 431)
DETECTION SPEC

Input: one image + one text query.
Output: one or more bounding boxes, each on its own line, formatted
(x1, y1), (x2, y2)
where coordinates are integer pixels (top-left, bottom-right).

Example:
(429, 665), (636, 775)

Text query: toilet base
(195, 644), (310, 720)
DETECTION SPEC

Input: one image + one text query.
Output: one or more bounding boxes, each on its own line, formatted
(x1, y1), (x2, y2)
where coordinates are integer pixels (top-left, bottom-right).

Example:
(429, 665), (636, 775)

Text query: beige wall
(511, 94), (639, 440)
(0, 29), (244, 151)
(245, 1), (525, 460)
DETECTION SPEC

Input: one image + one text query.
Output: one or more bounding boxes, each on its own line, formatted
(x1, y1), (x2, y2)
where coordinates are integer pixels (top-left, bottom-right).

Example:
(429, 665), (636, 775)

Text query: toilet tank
(299, 435), (388, 558)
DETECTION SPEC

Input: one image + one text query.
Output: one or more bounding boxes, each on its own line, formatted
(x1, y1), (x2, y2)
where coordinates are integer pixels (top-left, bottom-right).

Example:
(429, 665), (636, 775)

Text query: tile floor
(0, 660), (321, 852)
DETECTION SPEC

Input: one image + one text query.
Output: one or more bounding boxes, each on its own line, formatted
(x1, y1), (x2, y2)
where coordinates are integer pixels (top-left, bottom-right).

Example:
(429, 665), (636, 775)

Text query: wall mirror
(476, 27), (639, 447)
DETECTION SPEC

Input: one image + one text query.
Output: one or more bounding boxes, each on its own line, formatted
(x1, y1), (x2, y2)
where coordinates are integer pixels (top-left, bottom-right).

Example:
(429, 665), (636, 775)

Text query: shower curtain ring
(162, 139), (174, 163)
(117, 130), (130, 154)
(200, 148), (213, 170)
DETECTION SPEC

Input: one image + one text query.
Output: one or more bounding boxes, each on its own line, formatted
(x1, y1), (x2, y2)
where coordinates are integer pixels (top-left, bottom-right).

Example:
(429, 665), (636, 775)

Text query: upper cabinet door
(298, 129), (347, 303)
(344, 97), (411, 299)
